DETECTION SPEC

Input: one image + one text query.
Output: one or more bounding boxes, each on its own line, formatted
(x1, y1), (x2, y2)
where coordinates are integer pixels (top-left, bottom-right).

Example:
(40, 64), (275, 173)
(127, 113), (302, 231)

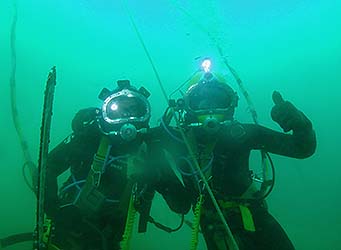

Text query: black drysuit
(147, 112), (316, 250)
(45, 109), (191, 250)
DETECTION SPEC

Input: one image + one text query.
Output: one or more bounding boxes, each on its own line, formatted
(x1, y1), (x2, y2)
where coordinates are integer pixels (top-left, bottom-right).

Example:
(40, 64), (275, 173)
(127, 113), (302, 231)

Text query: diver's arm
(249, 123), (316, 158)
(45, 108), (100, 217)
(45, 135), (76, 217)
(248, 91), (316, 158)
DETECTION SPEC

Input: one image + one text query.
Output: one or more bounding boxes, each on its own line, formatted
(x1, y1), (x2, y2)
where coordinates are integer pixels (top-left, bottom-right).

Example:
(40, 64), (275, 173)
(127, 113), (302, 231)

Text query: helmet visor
(102, 90), (150, 125)
(187, 83), (233, 111)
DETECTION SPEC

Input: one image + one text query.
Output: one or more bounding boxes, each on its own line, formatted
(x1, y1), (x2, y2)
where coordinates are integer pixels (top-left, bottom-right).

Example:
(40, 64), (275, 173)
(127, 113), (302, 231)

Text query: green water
(1, 0), (340, 249)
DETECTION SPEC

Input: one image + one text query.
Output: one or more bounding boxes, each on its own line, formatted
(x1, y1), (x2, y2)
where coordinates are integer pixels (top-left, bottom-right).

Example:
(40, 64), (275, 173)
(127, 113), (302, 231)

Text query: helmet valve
(202, 116), (220, 134)
(119, 123), (137, 141)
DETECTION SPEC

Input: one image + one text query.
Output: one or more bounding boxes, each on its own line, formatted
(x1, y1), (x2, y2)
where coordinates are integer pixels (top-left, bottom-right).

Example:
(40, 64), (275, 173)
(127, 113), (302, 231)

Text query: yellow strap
(93, 136), (110, 170)
(239, 205), (255, 232)
(85, 136), (110, 187)
(218, 201), (256, 232)
(98, 136), (110, 154)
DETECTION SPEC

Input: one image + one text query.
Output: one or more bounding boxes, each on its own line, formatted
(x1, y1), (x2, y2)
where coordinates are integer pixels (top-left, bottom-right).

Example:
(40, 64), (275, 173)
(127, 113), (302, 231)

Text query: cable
(148, 214), (184, 233)
(121, 0), (168, 103)
(23, 161), (36, 193)
(9, 0), (38, 193)
(257, 152), (275, 200)
(0, 232), (33, 248)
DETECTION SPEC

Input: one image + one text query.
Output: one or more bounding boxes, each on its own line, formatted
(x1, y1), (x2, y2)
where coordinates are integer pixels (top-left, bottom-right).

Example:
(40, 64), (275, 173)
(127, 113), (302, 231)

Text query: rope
(121, 0), (168, 103)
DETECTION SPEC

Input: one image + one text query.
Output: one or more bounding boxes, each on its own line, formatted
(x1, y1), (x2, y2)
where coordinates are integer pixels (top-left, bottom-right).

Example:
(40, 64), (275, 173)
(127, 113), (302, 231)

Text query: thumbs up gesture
(271, 91), (310, 132)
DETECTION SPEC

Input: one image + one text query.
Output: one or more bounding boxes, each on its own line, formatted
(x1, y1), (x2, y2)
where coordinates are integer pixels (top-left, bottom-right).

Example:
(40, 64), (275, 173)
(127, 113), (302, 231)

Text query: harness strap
(73, 137), (110, 214)
(218, 200), (255, 232)
(90, 136), (110, 186)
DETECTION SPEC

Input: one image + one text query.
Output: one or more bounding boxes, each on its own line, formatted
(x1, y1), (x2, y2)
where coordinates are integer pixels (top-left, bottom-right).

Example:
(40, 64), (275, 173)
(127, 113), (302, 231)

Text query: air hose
(0, 232), (33, 248)
(148, 214), (184, 233)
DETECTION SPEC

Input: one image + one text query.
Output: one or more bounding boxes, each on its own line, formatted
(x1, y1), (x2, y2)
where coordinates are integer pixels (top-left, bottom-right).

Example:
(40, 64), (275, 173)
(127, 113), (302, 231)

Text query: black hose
(148, 214), (184, 233)
(0, 232), (33, 248)
(257, 152), (276, 200)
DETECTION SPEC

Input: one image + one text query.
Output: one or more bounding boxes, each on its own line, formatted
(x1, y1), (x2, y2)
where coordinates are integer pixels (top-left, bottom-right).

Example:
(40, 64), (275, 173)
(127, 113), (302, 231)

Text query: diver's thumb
(272, 91), (285, 105)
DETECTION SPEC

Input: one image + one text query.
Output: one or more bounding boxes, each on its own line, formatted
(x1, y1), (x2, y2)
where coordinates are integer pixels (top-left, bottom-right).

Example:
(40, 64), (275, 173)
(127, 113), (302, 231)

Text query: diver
(155, 67), (316, 250)
(44, 79), (190, 250)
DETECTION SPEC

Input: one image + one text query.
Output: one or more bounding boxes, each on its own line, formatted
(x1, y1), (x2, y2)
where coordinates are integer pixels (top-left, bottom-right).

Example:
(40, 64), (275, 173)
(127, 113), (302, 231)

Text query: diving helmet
(98, 80), (151, 141)
(184, 72), (238, 133)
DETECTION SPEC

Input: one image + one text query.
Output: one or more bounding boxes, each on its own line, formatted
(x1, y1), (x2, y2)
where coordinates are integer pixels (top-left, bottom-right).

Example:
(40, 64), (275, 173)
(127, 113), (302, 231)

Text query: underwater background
(1, 0), (340, 249)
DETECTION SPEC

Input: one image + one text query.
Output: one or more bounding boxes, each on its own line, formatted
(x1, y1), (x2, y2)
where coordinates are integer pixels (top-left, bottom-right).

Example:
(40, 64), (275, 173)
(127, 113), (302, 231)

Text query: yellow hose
(120, 193), (137, 250)
(190, 194), (204, 250)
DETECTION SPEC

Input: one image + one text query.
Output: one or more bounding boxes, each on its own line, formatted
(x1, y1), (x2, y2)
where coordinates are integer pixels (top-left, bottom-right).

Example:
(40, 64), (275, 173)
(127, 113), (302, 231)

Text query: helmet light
(110, 103), (118, 111)
(201, 59), (211, 73)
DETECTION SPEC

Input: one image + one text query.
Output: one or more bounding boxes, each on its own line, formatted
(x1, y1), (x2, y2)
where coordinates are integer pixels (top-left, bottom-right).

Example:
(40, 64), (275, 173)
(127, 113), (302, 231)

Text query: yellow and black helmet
(184, 71), (238, 124)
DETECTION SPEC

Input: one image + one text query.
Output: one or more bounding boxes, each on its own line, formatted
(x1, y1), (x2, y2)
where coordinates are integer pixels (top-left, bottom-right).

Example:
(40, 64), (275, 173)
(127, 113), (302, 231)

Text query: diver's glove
(271, 91), (312, 132)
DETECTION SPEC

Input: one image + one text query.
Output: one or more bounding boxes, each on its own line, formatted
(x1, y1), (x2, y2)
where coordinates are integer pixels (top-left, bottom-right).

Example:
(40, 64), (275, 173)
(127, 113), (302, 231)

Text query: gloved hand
(271, 91), (311, 132)
(72, 107), (100, 135)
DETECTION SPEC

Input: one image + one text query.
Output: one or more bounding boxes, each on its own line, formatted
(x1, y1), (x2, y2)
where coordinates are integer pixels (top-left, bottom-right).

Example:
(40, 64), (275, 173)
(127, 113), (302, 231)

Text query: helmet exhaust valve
(120, 123), (137, 141)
